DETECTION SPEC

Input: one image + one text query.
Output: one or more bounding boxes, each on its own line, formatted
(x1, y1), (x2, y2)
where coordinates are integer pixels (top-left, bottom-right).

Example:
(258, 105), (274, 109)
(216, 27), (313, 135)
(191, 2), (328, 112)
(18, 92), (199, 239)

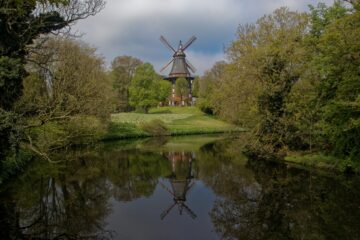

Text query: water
(0, 135), (359, 240)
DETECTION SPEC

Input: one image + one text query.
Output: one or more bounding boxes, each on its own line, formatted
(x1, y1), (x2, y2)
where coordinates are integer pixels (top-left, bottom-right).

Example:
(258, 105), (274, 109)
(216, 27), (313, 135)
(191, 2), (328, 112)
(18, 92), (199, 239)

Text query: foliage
(175, 77), (189, 105)
(0, 0), (105, 174)
(0, 57), (27, 110)
(17, 38), (114, 119)
(104, 122), (149, 140)
(140, 119), (169, 136)
(196, 61), (226, 115)
(110, 55), (142, 111)
(216, 8), (309, 153)
(0, 109), (23, 169)
(13, 37), (113, 154)
(128, 63), (162, 113)
(191, 76), (200, 98)
(0, 0), (105, 117)
(63, 115), (108, 145)
(158, 80), (172, 103)
(203, 1), (360, 164)
(314, 8), (360, 159)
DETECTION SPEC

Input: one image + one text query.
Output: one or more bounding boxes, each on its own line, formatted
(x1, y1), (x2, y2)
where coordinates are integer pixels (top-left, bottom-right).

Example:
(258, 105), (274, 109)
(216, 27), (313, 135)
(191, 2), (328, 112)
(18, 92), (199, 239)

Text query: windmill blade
(181, 203), (197, 219)
(160, 58), (174, 72)
(160, 202), (177, 220)
(160, 35), (176, 52)
(182, 36), (197, 51)
(185, 181), (195, 194)
(186, 59), (197, 73)
(159, 182), (175, 197)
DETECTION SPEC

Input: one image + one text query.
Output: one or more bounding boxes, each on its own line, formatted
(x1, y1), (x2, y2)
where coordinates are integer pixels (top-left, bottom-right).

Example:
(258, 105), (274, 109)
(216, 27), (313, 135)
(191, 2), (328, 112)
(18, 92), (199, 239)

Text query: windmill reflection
(160, 152), (197, 220)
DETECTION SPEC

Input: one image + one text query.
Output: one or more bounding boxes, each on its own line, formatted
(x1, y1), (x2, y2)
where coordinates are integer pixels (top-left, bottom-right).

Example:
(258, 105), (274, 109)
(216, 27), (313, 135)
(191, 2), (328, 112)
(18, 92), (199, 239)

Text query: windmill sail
(160, 35), (197, 78)
(160, 36), (176, 53)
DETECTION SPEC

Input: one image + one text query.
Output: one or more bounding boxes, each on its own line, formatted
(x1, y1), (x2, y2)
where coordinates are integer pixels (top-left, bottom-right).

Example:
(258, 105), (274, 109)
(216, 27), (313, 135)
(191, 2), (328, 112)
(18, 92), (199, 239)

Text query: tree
(0, 0), (105, 110)
(192, 77), (200, 98)
(283, 1), (350, 151)
(311, 3), (360, 160)
(198, 61), (227, 115)
(128, 63), (161, 113)
(14, 37), (114, 151)
(111, 56), (142, 111)
(18, 37), (113, 119)
(0, 0), (105, 161)
(175, 78), (189, 106)
(158, 80), (172, 104)
(211, 8), (309, 153)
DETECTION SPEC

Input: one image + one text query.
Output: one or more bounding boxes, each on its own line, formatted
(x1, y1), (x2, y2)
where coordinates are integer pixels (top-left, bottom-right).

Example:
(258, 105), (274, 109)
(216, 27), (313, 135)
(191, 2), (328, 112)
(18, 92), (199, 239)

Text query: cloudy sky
(74, 0), (334, 75)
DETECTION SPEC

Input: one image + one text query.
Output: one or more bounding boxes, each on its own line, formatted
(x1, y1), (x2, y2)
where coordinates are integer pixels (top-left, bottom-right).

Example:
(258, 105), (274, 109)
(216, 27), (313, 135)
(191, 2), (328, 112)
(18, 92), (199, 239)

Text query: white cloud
(74, 0), (335, 74)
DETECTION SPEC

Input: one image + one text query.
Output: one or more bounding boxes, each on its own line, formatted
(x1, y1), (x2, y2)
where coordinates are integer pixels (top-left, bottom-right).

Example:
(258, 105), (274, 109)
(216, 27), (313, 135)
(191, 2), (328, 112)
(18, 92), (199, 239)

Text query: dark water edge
(0, 135), (359, 240)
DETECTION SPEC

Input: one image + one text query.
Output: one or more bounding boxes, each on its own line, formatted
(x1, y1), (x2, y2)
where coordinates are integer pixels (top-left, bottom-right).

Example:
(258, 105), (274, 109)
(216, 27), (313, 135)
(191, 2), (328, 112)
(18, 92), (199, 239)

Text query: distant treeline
(194, 1), (360, 164)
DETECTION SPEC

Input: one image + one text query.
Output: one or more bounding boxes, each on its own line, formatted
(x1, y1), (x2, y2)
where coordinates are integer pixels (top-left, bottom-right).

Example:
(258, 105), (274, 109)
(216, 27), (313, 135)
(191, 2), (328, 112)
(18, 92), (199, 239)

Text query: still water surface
(0, 135), (359, 239)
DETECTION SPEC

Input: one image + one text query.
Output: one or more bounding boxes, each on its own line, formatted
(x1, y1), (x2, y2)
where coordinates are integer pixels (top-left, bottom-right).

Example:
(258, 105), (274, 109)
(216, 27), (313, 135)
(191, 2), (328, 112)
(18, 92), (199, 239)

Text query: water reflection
(160, 152), (196, 220)
(0, 155), (113, 239)
(0, 136), (359, 240)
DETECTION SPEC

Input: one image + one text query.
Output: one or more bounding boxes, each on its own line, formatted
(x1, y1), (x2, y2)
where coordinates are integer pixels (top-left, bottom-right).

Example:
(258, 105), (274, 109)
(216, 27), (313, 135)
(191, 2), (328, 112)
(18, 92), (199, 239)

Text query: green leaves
(110, 56), (142, 111)
(0, 56), (26, 110)
(312, 7), (360, 159)
(175, 77), (190, 103)
(128, 63), (163, 113)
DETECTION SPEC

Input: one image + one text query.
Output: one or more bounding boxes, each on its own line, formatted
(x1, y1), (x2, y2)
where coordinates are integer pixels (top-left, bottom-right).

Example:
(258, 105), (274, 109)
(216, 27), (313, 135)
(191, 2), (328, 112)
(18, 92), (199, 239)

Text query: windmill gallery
(160, 35), (197, 106)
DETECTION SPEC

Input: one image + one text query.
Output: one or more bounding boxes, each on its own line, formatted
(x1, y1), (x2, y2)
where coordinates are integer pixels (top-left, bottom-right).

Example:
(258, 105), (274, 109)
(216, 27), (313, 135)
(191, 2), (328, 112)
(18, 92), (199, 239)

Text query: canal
(0, 135), (359, 239)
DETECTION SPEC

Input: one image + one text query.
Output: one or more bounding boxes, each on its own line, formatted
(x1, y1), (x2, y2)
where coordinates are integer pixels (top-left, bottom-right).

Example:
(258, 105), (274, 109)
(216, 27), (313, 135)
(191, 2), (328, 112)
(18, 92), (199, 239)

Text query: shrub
(140, 119), (169, 136)
(63, 115), (107, 145)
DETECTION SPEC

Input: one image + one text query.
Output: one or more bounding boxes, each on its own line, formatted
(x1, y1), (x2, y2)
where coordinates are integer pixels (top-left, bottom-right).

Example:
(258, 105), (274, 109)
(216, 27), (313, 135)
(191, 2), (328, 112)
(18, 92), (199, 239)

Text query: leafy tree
(313, 4), (360, 160)
(18, 37), (113, 120)
(175, 78), (189, 106)
(214, 8), (309, 153)
(158, 80), (172, 103)
(0, 0), (105, 162)
(111, 56), (142, 111)
(128, 63), (161, 113)
(192, 76), (200, 98)
(205, 1), (360, 164)
(284, 1), (350, 151)
(199, 61), (227, 115)
(14, 37), (114, 152)
(0, 0), (105, 110)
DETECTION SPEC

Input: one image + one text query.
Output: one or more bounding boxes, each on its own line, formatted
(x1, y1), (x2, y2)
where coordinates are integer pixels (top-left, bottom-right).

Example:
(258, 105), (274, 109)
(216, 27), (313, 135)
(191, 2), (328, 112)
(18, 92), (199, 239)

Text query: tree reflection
(0, 144), (173, 239)
(198, 140), (360, 240)
(0, 151), (113, 239)
(1, 137), (359, 239)
(104, 150), (171, 202)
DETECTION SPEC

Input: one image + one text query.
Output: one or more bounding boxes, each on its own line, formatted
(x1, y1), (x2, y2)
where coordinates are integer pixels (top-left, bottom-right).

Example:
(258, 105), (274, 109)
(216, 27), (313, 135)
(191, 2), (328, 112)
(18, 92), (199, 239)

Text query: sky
(74, 0), (334, 75)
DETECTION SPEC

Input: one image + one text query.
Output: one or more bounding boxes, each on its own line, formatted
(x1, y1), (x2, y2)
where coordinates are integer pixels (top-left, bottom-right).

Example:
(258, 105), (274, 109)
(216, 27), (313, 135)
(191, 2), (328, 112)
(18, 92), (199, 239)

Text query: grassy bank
(103, 106), (243, 140)
(285, 152), (360, 174)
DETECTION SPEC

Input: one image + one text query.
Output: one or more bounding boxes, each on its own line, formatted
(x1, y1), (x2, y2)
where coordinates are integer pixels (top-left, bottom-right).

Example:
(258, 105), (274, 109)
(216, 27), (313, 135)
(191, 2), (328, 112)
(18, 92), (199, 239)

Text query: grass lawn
(103, 106), (243, 140)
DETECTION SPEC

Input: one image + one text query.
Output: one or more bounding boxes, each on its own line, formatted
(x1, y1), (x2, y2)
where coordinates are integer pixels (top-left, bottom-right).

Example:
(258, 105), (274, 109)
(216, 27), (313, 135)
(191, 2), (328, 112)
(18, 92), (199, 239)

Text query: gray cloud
(74, 0), (334, 75)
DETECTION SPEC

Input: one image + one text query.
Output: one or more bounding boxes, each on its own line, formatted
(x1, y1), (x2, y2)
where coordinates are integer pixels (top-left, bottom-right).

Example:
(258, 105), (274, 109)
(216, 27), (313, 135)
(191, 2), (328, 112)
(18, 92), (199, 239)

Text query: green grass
(139, 135), (225, 152)
(285, 152), (360, 174)
(103, 135), (225, 152)
(103, 106), (243, 140)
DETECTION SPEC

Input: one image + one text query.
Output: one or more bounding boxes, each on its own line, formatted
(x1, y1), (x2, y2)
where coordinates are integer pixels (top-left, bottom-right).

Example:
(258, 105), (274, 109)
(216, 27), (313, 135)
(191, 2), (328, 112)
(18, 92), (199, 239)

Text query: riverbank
(103, 106), (243, 140)
(284, 152), (360, 174)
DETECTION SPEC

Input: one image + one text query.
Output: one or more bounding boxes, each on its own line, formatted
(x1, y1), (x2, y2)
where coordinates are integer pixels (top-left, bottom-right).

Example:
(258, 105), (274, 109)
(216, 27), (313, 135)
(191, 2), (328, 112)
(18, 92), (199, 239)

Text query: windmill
(160, 35), (197, 106)
(159, 152), (197, 220)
